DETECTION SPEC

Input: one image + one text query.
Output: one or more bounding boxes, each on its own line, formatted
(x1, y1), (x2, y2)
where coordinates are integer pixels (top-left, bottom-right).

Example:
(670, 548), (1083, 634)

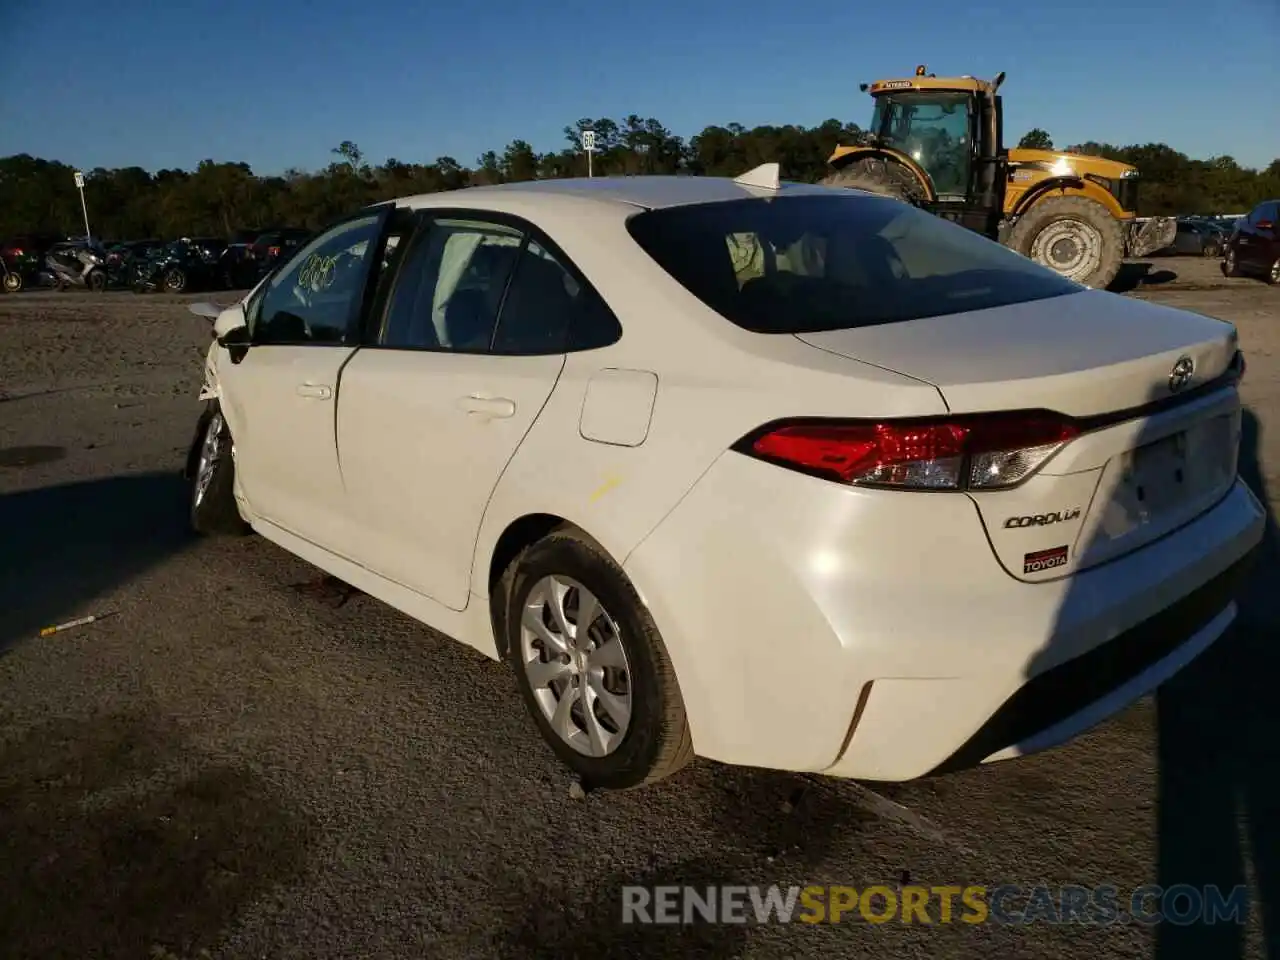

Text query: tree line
(1, 117), (1276, 241)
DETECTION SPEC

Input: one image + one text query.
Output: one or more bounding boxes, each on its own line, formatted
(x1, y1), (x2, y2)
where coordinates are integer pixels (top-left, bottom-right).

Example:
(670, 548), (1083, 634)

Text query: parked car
(1223, 199), (1280, 284)
(249, 228), (312, 272)
(183, 173), (1264, 790)
(105, 239), (166, 288)
(133, 237), (231, 293)
(1166, 220), (1225, 258)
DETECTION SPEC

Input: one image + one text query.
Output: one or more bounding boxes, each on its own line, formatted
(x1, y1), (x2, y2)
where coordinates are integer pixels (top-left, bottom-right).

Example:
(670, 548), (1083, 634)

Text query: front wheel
(2, 271), (21, 294)
(1268, 258), (1280, 286)
(87, 269), (107, 293)
(1223, 247), (1242, 278)
(1006, 196), (1125, 289)
(163, 267), (187, 293)
(189, 403), (249, 535)
(502, 528), (694, 790)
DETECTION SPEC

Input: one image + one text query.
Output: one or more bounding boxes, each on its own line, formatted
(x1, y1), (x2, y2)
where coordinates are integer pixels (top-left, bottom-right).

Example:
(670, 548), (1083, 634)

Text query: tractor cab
(843, 66), (1008, 234)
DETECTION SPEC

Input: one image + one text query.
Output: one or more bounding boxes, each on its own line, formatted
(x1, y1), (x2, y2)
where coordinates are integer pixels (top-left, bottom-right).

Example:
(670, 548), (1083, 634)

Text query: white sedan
(186, 165), (1264, 790)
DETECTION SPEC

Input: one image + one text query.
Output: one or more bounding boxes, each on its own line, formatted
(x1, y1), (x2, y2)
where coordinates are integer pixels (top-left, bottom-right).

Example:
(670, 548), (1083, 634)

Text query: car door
(215, 206), (392, 551)
(1236, 202), (1271, 269)
(337, 212), (593, 611)
(1255, 202), (1280, 271)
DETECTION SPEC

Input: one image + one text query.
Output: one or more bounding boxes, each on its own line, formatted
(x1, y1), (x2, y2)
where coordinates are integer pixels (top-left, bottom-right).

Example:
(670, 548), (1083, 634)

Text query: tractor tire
(820, 157), (927, 206)
(1005, 195), (1124, 289)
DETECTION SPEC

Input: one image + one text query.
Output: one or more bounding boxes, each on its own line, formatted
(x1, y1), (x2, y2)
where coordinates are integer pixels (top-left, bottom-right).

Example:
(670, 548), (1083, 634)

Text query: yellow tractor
(821, 66), (1176, 289)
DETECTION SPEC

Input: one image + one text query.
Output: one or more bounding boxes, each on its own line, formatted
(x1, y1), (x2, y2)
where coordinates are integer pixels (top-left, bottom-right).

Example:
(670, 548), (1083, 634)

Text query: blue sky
(2, 0), (1277, 175)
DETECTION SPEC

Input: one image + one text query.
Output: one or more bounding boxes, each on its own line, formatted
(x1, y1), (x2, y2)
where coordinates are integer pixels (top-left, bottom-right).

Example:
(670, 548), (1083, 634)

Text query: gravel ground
(0, 258), (1277, 960)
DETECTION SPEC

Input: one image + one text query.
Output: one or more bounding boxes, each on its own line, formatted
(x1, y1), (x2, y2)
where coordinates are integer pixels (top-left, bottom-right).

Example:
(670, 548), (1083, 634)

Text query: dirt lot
(0, 257), (1277, 959)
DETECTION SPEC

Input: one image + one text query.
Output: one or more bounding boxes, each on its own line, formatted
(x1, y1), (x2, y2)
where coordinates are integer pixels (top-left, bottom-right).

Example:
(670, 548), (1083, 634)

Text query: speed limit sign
(581, 130), (596, 152)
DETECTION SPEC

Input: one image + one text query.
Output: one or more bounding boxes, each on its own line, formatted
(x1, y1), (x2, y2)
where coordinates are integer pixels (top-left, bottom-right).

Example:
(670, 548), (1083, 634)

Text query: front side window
(249, 212), (384, 345)
(626, 194), (1081, 334)
(377, 218), (524, 351)
(872, 92), (972, 197)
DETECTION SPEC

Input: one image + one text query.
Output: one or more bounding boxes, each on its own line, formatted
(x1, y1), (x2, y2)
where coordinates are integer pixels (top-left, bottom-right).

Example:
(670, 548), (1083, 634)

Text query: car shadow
(1020, 385), (1273, 952)
(1152, 407), (1279, 959)
(0, 471), (195, 653)
(0, 711), (315, 959)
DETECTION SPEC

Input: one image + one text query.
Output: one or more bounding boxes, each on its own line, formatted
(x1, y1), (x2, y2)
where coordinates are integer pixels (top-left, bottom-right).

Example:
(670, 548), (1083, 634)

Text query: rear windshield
(625, 195), (1081, 334)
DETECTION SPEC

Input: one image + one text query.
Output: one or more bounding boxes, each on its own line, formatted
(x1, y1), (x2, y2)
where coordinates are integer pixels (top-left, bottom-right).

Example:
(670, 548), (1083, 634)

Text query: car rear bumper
(623, 453), (1265, 781)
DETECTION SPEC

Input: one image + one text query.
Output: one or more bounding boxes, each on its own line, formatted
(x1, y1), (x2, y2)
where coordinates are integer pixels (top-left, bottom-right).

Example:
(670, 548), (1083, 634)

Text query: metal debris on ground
(38, 611), (118, 638)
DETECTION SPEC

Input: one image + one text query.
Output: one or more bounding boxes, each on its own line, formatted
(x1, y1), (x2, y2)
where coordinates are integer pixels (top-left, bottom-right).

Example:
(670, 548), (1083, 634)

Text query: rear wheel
(502, 528), (694, 790)
(2, 271), (21, 294)
(1223, 247), (1242, 278)
(1269, 258), (1280, 286)
(1006, 195), (1124, 289)
(820, 156), (927, 206)
(163, 268), (187, 293)
(87, 269), (107, 293)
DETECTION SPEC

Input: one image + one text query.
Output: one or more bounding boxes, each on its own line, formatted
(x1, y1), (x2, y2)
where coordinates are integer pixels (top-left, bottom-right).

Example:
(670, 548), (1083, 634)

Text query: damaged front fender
(1127, 216), (1177, 258)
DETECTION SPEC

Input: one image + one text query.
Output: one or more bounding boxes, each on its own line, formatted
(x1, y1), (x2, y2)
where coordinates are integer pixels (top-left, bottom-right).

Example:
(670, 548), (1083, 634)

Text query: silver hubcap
(1271, 260), (1280, 283)
(193, 412), (223, 506)
(520, 575), (632, 757)
(1031, 218), (1104, 283)
(1227, 250), (1235, 271)
(167, 271), (184, 292)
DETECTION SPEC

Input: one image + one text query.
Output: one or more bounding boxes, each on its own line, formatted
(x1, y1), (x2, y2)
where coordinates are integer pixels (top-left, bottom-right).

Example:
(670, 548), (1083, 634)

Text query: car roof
(396, 175), (839, 213)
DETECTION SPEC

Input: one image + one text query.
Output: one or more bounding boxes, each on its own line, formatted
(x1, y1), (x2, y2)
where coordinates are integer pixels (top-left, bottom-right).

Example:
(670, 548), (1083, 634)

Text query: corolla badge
(1168, 356), (1194, 393)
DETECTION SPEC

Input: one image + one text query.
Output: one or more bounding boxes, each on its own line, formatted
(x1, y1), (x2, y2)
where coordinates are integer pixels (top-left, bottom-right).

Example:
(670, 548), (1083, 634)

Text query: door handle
(296, 383), (333, 400)
(458, 395), (516, 419)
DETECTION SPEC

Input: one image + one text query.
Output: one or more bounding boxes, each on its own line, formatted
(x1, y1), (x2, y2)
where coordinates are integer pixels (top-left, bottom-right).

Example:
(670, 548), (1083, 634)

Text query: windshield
(870, 92), (972, 197)
(625, 194), (1081, 334)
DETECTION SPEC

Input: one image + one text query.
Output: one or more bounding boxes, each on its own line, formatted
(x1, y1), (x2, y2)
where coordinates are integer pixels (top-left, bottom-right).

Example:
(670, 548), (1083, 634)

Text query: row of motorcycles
(1, 238), (264, 295)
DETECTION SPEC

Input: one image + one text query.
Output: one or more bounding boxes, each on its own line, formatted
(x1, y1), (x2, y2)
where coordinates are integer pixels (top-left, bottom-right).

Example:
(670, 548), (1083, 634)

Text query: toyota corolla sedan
(185, 167), (1264, 790)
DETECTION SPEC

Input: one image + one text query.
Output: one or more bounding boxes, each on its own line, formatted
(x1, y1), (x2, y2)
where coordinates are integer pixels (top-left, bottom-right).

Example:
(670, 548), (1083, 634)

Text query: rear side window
(492, 240), (621, 355)
(625, 195), (1081, 334)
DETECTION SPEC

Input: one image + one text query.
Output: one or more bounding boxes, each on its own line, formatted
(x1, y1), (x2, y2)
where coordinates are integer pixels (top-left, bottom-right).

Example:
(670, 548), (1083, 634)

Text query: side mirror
(216, 326), (250, 347)
(212, 303), (247, 339)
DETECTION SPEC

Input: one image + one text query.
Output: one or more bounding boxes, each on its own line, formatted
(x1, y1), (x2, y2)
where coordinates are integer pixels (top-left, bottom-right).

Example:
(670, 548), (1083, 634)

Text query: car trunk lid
(795, 289), (1243, 579)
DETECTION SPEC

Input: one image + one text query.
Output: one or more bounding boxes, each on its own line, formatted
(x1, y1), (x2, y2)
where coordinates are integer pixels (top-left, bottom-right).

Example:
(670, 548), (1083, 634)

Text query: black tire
(1268, 258), (1280, 286)
(1005, 195), (1125, 289)
(820, 156), (927, 206)
(1203, 241), (1220, 259)
(87, 269), (107, 293)
(1223, 246), (1242, 278)
(501, 527), (693, 790)
(188, 402), (249, 536)
(2, 271), (21, 294)
(163, 268), (187, 293)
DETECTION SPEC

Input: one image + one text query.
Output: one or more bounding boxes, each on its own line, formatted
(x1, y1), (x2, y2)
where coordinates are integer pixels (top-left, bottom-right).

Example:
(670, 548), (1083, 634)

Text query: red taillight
(268, 245), (281, 257)
(10, 247), (23, 257)
(740, 413), (1080, 490)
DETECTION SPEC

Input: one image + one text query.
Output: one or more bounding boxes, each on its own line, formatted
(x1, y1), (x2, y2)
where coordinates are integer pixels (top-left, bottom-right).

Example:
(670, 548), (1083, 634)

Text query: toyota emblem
(1168, 356), (1194, 393)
